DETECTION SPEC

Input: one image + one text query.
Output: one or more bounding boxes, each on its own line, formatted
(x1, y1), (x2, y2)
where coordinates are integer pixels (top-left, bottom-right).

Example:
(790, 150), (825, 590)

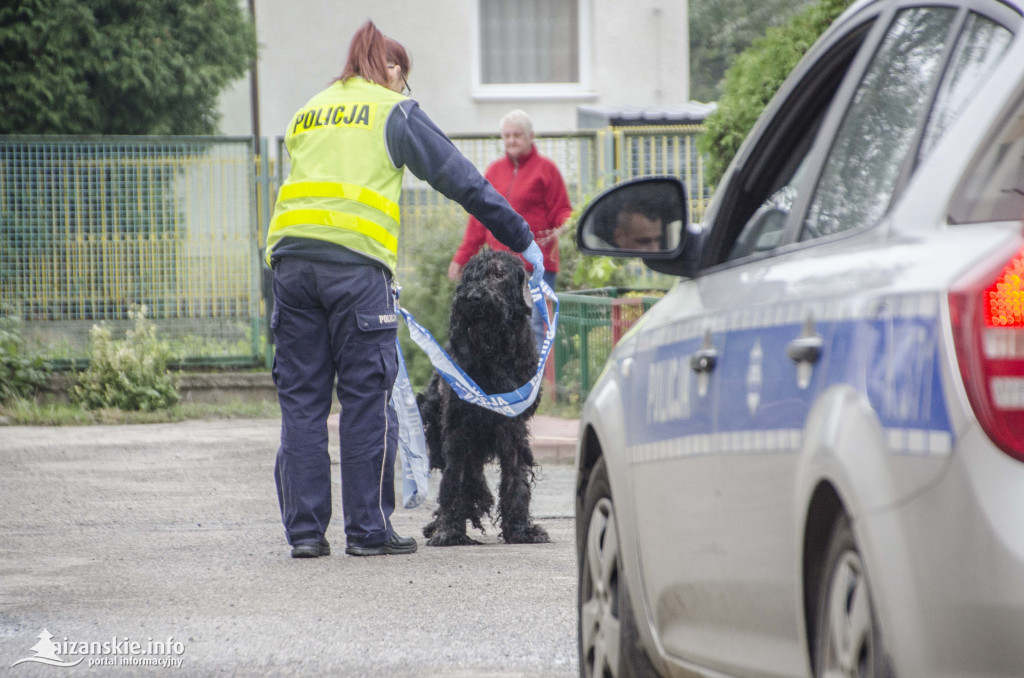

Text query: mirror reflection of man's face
(614, 211), (663, 251)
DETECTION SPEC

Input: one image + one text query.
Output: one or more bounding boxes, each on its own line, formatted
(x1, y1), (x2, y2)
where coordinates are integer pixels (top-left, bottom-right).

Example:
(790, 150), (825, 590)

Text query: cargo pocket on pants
(355, 309), (399, 390)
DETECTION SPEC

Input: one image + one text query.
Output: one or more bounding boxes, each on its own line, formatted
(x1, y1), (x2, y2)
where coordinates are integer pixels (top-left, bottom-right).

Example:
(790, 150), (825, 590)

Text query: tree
(698, 0), (854, 188)
(689, 0), (816, 103)
(0, 0), (256, 134)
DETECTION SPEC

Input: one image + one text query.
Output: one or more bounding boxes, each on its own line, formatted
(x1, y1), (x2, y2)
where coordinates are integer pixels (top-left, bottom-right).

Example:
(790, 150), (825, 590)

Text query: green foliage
(689, 0), (816, 102)
(698, 0), (854, 187)
(0, 0), (256, 134)
(165, 322), (266, 361)
(571, 256), (633, 290)
(0, 398), (279, 426)
(73, 305), (180, 411)
(396, 216), (466, 392)
(0, 311), (49, 404)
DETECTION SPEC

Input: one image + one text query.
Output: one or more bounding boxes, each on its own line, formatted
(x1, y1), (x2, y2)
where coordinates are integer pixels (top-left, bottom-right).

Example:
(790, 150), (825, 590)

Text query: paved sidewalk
(529, 415), (581, 464)
(326, 412), (581, 464)
(178, 371), (582, 464)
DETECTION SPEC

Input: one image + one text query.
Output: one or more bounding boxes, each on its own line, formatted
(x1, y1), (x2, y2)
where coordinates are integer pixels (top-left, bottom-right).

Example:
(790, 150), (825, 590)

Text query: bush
(72, 305), (180, 411)
(699, 0), (854, 188)
(0, 310), (49, 404)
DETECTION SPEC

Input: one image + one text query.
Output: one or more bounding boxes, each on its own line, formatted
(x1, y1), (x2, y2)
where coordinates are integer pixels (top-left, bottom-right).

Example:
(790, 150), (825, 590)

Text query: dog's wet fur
(417, 250), (550, 546)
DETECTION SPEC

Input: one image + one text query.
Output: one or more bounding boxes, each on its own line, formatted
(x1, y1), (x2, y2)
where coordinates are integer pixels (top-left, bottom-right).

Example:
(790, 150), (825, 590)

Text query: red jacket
(453, 145), (572, 273)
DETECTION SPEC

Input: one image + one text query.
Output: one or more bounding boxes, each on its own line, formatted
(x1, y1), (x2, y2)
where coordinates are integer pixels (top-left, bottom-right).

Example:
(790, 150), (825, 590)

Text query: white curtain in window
(480, 0), (579, 84)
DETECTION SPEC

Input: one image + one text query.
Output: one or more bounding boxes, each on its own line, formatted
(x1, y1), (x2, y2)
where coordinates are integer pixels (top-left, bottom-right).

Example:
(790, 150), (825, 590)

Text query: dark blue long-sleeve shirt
(270, 98), (533, 271)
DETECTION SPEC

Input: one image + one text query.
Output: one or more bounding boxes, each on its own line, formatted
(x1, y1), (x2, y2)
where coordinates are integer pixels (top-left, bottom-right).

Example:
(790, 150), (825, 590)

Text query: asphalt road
(0, 419), (579, 677)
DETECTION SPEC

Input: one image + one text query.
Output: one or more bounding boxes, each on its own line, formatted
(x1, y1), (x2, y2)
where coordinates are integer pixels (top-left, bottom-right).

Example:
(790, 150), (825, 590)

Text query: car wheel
(813, 515), (893, 678)
(578, 457), (660, 678)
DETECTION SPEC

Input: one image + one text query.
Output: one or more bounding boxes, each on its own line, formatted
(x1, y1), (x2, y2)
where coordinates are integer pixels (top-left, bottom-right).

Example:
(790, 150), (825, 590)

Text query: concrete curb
(179, 374), (582, 464)
(40, 371), (279, 405)
(41, 372), (581, 464)
(531, 415), (581, 465)
(176, 371), (277, 405)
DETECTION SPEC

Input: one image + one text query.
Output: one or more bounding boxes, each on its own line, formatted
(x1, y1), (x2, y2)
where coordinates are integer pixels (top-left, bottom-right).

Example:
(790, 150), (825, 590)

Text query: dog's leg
(425, 438), (485, 547)
(416, 374), (445, 472)
(497, 436), (550, 544)
(464, 452), (494, 534)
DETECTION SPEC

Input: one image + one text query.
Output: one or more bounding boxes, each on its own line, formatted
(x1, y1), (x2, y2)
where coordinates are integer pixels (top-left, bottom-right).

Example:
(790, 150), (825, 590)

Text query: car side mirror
(576, 176), (689, 260)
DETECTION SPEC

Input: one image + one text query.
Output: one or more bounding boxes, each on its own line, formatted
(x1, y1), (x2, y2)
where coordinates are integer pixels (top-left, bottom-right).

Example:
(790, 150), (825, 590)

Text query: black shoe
(291, 539), (330, 558)
(345, 532), (418, 556)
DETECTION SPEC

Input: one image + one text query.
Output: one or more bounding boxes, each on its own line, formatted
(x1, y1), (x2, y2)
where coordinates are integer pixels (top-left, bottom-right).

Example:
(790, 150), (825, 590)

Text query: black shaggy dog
(417, 250), (550, 546)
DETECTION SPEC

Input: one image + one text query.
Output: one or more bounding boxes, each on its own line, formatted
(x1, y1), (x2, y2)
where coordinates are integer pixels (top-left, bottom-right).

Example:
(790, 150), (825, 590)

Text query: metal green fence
(614, 125), (711, 225)
(2, 127), (702, 370)
(0, 136), (263, 365)
(552, 289), (662, 404)
(277, 126), (708, 274)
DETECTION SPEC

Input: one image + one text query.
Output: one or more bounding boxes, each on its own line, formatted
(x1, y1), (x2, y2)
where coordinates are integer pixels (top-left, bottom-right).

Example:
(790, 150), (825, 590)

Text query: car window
(918, 13), (1014, 162)
(802, 7), (956, 241)
(710, 23), (873, 266)
(950, 98), (1024, 223)
(726, 153), (810, 261)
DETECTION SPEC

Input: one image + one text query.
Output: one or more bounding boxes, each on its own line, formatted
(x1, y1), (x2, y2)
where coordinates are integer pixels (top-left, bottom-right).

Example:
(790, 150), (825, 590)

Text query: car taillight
(949, 240), (1024, 462)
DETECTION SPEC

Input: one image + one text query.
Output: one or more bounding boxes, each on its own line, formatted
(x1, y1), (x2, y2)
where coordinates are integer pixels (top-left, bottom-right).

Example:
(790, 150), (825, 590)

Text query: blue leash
(397, 279), (558, 417)
(392, 339), (430, 508)
(391, 279), (558, 508)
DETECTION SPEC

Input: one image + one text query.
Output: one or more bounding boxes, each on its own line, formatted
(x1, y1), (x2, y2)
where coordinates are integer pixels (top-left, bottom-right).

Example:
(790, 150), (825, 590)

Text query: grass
(537, 393), (582, 419)
(0, 395), (580, 426)
(0, 369), (582, 427)
(0, 397), (280, 426)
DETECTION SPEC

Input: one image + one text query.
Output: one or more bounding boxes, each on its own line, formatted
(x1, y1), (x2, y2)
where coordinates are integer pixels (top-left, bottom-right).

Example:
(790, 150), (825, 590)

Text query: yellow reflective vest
(265, 77), (408, 272)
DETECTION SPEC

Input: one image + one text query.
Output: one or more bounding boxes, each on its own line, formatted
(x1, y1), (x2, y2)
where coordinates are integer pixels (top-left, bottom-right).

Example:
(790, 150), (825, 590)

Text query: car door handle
(690, 347), (718, 373)
(787, 335), (823, 364)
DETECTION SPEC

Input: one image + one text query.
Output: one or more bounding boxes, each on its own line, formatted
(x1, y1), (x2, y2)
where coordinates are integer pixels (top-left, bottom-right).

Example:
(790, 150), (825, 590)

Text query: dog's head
(450, 250), (533, 354)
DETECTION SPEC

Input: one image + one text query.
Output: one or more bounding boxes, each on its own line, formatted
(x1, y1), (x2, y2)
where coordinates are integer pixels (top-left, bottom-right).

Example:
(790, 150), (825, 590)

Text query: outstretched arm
(386, 100), (533, 255)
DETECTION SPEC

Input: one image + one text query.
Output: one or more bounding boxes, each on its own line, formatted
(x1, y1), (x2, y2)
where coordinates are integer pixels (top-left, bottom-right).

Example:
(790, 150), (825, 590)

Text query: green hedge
(699, 0), (855, 188)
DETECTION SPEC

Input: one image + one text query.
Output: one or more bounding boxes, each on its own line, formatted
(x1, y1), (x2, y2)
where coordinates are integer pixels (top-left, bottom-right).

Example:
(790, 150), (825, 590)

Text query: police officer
(266, 20), (544, 558)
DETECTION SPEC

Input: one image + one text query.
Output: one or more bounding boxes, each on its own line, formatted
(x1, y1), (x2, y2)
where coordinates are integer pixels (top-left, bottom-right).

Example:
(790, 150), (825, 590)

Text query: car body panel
(575, 0), (1024, 676)
(624, 218), (1024, 678)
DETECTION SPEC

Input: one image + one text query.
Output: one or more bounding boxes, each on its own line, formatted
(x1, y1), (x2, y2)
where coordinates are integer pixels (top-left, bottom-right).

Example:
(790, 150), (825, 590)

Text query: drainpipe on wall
(248, 0), (261, 153)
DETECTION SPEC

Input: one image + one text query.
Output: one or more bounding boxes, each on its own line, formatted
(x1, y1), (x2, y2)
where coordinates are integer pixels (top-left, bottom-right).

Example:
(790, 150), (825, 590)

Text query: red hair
(338, 21), (411, 87)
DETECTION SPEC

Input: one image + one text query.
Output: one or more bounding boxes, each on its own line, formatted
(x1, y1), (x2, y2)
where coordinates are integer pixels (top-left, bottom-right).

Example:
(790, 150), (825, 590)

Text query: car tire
(578, 457), (661, 678)
(813, 514), (894, 678)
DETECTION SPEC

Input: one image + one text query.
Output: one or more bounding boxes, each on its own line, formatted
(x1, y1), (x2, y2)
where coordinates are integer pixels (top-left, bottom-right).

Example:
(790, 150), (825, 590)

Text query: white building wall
(218, 0), (689, 143)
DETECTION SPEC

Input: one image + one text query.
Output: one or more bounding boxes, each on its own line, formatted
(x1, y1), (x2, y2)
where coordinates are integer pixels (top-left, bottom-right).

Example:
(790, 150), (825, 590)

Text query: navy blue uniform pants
(271, 258), (399, 548)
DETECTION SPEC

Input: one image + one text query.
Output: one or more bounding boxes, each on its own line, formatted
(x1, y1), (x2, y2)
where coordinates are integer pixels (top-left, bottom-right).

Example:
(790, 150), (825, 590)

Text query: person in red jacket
(448, 110), (573, 349)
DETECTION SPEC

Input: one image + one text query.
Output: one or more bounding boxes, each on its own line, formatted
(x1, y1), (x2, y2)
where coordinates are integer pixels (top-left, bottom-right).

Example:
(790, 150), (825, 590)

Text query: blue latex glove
(522, 241), (545, 286)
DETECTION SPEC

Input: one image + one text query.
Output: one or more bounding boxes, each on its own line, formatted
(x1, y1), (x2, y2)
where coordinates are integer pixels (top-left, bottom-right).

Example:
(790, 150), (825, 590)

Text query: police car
(572, 0), (1024, 676)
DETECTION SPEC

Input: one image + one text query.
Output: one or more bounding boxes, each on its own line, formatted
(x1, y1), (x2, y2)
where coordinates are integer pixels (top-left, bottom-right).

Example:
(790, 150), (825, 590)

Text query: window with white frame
(478, 0), (581, 86)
